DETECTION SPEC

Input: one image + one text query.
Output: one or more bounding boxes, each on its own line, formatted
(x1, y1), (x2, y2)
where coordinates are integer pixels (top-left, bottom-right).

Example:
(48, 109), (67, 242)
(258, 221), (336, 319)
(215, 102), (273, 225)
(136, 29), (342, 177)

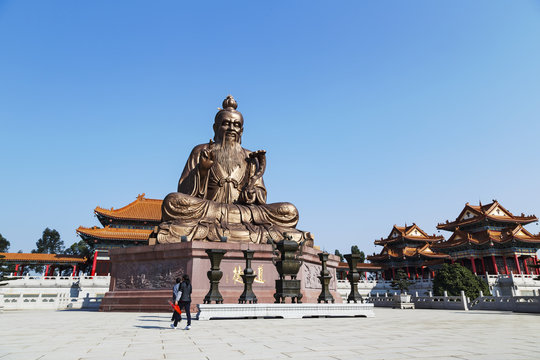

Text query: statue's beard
(213, 138), (244, 174)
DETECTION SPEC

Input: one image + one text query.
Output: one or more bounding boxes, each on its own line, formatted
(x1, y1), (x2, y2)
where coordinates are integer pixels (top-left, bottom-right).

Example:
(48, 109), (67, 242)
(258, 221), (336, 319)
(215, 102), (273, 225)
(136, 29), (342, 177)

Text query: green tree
(391, 269), (413, 294)
(31, 228), (65, 274)
(334, 249), (344, 262)
(33, 228), (64, 254)
(64, 240), (93, 274)
(351, 246), (366, 263)
(433, 263), (490, 299)
(358, 251), (365, 264)
(0, 253), (11, 286)
(0, 233), (10, 252)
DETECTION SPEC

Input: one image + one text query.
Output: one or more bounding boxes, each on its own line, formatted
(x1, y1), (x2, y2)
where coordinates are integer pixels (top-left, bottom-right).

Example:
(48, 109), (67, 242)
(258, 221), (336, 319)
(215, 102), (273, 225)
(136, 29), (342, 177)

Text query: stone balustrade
(0, 275), (110, 310)
(468, 292), (540, 313)
(366, 291), (468, 310)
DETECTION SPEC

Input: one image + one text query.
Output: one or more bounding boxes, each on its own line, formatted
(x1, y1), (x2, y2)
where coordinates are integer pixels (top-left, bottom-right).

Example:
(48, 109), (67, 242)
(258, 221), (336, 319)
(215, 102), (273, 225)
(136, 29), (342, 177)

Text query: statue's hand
(199, 148), (214, 171)
(249, 150), (266, 160)
(241, 187), (257, 204)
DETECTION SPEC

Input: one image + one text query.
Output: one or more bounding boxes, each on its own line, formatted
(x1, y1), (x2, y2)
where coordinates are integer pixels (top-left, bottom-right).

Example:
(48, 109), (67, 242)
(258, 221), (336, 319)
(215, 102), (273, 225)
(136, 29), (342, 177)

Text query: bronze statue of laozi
(154, 95), (314, 246)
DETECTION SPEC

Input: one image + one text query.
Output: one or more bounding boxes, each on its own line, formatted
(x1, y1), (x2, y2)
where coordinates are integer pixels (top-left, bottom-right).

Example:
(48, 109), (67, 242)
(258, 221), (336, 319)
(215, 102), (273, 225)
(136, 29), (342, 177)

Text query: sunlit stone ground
(0, 308), (538, 359)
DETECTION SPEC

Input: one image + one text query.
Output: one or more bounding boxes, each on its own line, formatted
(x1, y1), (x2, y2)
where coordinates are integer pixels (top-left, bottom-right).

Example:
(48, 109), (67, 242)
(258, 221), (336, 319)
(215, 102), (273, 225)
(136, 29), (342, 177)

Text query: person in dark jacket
(179, 274), (192, 330)
(170, 278), (182, 329)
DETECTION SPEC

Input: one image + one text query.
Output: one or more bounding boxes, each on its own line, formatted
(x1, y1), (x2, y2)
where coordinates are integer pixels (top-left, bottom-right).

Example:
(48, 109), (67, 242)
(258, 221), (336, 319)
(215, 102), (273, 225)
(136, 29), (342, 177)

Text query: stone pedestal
(197, 303), (375, 320)
(99, 241), (341, 312)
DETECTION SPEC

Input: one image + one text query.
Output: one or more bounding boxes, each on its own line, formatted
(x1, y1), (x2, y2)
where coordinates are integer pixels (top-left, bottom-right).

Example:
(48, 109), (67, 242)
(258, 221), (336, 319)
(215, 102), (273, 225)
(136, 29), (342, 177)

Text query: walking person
(170, 278), (182, 329)
(179, 274), (192, 330)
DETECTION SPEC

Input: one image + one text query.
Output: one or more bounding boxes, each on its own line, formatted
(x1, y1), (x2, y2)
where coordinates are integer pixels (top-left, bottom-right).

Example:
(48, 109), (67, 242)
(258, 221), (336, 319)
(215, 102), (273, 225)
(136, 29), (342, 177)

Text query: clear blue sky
(1, 1), (540, 256)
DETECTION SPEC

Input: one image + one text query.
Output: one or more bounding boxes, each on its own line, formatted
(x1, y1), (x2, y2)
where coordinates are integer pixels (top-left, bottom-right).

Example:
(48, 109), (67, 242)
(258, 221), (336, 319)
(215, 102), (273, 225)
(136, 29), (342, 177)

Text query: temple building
(433, 200), (540, 276)
(76, 194), (162, 275)
(367, 223), (449, 279)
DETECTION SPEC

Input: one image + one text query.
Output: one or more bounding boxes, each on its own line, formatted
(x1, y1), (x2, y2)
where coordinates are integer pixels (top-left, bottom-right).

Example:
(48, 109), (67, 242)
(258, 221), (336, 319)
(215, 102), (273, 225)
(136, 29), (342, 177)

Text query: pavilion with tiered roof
(76, 194), (162, 275)
(433, 200), (540, 275)
(368, 223), (448, 279)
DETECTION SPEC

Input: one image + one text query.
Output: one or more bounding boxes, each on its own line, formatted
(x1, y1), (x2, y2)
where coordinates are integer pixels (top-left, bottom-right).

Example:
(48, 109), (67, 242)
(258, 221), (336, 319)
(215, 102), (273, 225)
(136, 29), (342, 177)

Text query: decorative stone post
(238, 249), (258, 304)
(203, 249), (227, 304)
(317, 252), (335, 303)
(272, 235), (303, 303)
(344, 254), (363, 303)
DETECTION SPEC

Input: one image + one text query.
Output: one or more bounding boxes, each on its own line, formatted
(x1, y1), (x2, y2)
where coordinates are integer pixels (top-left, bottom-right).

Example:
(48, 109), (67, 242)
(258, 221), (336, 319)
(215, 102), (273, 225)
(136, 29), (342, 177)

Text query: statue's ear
(213, 122), (219, 140)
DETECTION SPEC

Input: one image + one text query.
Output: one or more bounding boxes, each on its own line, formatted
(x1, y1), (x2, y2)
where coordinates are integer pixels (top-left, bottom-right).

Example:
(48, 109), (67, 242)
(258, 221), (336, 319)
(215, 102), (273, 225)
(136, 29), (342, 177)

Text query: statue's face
(214, 111), (243, 143)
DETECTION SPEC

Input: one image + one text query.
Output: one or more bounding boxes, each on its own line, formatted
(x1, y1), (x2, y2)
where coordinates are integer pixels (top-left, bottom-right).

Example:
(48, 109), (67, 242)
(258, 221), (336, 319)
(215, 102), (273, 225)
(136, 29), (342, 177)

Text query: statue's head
(213, 95), (244, 144)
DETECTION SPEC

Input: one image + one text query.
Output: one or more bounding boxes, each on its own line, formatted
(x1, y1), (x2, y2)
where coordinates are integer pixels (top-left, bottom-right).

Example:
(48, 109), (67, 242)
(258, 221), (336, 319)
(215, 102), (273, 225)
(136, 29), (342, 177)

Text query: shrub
(433, 263), (490, 299)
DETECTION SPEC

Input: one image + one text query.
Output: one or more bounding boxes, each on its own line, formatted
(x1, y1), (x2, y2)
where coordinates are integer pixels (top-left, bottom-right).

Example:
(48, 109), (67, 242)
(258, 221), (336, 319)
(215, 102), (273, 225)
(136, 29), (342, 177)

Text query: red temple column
(391, 267), (395, 279)
(514, 255), (521, 274)
(491, 255), (499, 274)
(14, 264), (20, 276)
(523, 257), (529, 275)
(534, 256), (540, 275)
(480, 257), (486, 275)
(431, 270), (435, 278)
(44, 264), (50, 276)
(91, 250), (98, 276)
(71, 265), (77, 277)
(451, 259), (455, 264)
(406, 267), (410, 279)
(502, 256), (509, 274)
(470, 257), (477, 274)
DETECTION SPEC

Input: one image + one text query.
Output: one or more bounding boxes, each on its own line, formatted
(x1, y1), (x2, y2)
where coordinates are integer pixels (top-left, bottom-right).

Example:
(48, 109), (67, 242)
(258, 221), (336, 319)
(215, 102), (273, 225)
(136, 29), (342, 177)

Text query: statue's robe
(156, 143), (313, 245)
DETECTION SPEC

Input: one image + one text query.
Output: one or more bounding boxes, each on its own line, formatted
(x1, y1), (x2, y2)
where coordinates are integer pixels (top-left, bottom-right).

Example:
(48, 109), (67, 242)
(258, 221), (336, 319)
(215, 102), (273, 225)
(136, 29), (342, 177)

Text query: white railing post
(460, 291), (469, 311)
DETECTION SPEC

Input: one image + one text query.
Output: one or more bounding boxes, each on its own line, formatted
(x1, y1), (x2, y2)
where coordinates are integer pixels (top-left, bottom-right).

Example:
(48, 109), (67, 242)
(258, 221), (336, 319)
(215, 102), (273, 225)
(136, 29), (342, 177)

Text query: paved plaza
(0, 308), (539, 360)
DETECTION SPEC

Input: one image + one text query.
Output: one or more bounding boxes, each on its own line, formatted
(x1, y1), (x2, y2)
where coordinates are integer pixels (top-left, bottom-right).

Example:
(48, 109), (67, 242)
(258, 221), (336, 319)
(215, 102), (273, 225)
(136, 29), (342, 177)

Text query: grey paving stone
(0, 308), (539, 360)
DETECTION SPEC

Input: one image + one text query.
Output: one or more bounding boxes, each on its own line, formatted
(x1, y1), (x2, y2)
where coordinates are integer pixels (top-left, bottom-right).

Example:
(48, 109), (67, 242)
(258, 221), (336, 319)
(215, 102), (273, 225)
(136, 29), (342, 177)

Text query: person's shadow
(134, 325), (166, 329)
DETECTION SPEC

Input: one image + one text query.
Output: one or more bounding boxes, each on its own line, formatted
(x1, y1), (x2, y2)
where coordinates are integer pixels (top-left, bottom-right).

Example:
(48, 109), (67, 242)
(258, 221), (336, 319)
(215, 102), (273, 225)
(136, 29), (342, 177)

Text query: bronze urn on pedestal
(344, 253), (363, 303)
(238, 249), (258, 304)
(317, 252), (335, 303)
(271, 235), (304, 303)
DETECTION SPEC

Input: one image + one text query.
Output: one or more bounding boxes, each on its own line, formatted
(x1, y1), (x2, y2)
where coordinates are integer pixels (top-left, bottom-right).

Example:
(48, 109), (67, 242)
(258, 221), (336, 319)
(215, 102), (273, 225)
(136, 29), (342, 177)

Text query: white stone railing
(469, 294), (540, 313)
(4, 274), (111, 288)
(365, 291), (468, 310)
(0, 275), (110, 311)
(337, 278), (434, 301)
